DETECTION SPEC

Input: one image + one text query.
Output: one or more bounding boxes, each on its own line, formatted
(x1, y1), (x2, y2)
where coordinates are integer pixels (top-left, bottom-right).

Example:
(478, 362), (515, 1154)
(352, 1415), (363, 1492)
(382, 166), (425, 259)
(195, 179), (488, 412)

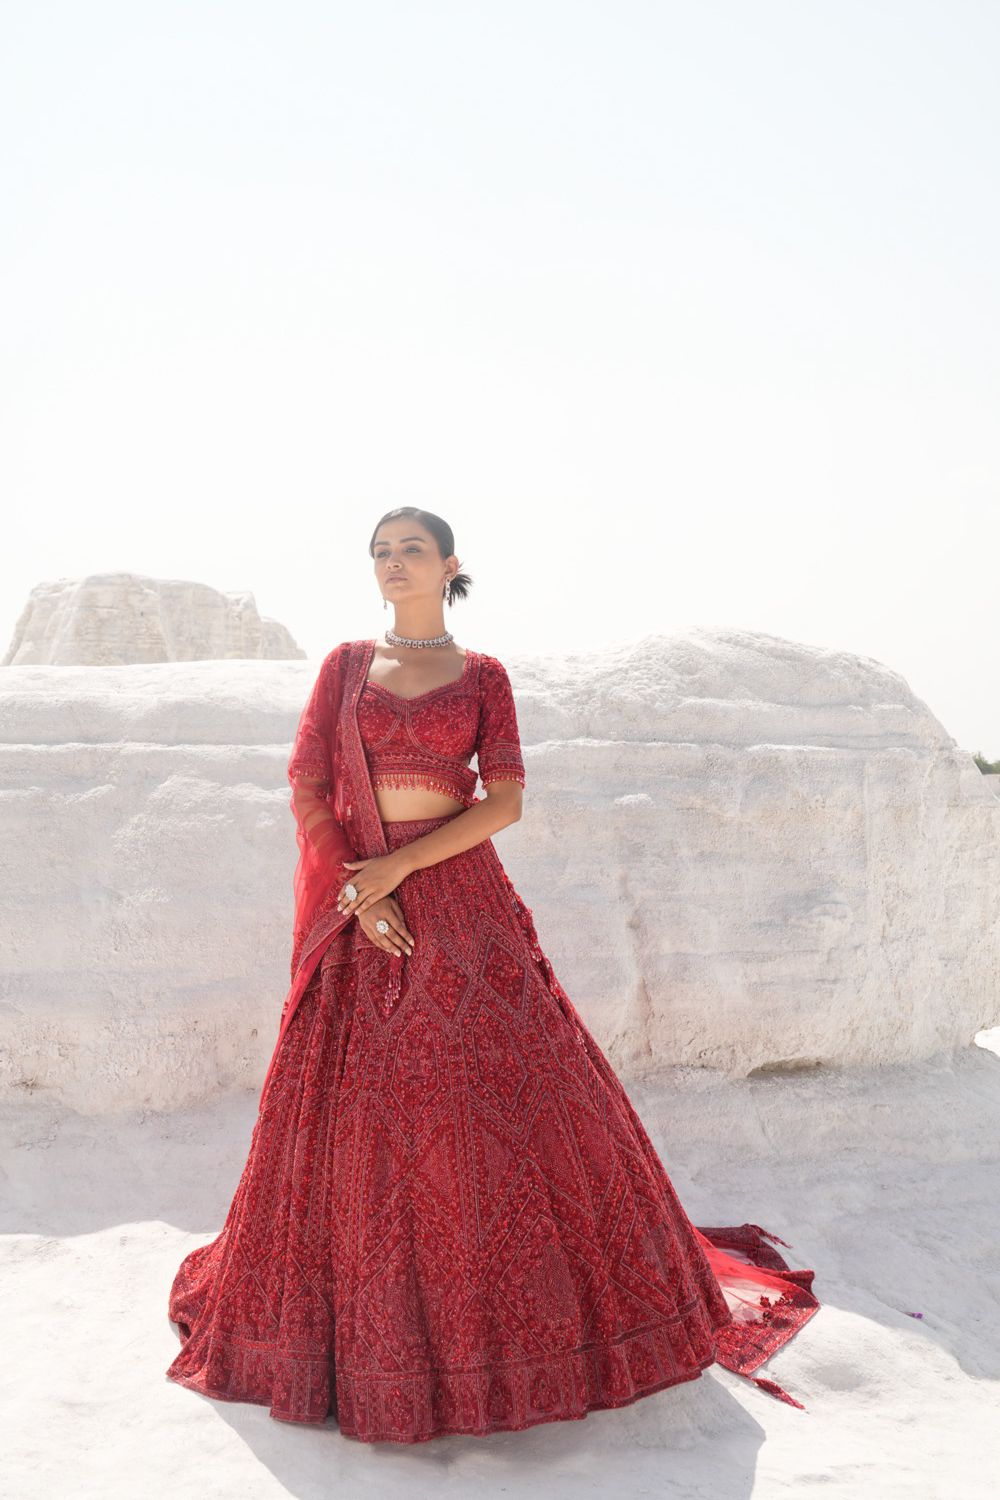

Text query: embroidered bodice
(283, 642), (526, 969)
(357, 648), (525, 807)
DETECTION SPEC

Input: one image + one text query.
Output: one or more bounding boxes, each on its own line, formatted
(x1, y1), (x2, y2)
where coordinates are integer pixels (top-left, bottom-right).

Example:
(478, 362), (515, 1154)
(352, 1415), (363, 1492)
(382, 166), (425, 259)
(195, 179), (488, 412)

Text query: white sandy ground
(3, 1036), (998, 1500)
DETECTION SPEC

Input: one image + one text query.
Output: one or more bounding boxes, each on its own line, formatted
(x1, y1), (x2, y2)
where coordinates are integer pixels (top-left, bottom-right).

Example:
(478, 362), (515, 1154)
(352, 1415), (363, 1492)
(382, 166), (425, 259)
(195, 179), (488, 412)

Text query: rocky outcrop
(2, 573), (304, 664)
(1, 629), (997, 1114)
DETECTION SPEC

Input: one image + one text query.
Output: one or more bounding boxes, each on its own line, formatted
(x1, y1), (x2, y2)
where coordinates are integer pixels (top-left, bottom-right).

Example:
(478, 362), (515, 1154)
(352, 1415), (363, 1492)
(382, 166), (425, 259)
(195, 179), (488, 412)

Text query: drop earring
(443, 575), (452, 604)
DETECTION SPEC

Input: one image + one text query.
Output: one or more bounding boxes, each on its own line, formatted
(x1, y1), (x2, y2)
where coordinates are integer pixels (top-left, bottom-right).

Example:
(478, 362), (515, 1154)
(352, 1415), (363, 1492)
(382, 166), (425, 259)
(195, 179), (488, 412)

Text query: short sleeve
(476, 655), (526, 789)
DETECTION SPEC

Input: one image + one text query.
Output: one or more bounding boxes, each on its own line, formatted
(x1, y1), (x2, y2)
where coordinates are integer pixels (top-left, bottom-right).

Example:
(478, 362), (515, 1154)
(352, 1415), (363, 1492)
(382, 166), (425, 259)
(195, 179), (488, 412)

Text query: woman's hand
(338, 851), (412, 918)
(355, 895), (415, 958)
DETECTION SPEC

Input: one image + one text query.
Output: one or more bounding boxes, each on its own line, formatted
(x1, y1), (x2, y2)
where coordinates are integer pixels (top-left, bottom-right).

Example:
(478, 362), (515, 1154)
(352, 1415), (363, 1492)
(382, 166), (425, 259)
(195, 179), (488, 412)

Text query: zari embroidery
(356, 649), (526, 804)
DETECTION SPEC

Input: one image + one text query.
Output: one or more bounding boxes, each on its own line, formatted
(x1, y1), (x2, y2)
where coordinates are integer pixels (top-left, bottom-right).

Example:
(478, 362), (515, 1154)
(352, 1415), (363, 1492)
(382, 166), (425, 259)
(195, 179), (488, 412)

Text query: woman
(166, 506), (819, 1443)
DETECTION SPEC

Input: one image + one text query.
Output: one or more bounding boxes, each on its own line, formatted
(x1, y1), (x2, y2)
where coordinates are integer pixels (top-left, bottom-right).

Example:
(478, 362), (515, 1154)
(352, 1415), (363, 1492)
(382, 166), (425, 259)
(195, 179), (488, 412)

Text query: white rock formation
(2, 573), (304, 664)
(1, 628), (997, 1116)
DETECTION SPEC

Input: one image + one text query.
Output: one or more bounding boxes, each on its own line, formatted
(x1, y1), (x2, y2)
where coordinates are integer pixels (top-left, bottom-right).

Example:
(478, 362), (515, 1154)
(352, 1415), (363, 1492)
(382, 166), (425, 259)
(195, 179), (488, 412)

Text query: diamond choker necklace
(384, 628), (454, 649)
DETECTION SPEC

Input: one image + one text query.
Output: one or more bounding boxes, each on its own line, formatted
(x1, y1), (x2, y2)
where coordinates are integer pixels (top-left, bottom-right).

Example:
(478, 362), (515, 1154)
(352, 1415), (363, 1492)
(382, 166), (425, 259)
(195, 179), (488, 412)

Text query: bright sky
(2, 2), (997, 753)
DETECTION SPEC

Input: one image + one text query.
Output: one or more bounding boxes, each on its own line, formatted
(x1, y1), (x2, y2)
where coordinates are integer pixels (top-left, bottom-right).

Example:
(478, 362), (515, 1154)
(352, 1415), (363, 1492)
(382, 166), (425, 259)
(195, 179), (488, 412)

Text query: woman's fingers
(355, 902), (414, 958)
(360, 907), (406, 957)
(387, 899), (415, 949)
(341, 887), (414, 958)
(337, 877), (366, 913)
(360, 916), (400, 955)
(386, 914), (414, 955)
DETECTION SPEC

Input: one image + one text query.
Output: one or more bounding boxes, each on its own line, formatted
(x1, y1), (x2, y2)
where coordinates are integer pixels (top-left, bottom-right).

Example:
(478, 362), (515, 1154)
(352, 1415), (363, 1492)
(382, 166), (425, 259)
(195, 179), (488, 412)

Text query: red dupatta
(259, 639), (394, 1106)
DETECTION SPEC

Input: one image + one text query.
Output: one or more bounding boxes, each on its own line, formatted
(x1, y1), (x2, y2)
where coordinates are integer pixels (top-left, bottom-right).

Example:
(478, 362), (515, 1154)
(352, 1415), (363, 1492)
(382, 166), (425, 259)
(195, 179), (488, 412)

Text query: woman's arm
(403, 652), (525, 871)
(339, 783), (521, 917)
(399, 780), (522, 872)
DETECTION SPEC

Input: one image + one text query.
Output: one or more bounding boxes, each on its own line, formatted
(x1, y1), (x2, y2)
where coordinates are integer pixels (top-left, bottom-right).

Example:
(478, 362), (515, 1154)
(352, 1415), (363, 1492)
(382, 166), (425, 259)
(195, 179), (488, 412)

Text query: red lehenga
(166, 639), (819, 1442)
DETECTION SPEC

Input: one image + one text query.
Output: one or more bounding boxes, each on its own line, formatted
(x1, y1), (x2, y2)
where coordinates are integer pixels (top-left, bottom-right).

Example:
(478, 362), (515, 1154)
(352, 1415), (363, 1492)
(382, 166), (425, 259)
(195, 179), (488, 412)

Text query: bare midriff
(372, 783), (467, 822)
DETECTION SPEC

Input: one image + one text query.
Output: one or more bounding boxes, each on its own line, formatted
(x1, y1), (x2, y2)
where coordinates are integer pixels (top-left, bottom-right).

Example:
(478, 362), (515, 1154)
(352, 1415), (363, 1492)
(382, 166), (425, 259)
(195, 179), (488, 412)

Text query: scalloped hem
(165, 1342), (718, 1443)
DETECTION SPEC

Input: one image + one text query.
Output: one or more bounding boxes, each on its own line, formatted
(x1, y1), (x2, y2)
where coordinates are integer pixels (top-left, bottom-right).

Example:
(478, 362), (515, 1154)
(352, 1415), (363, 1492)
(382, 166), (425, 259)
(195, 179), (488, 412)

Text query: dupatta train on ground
(262, 639), (819, 1407)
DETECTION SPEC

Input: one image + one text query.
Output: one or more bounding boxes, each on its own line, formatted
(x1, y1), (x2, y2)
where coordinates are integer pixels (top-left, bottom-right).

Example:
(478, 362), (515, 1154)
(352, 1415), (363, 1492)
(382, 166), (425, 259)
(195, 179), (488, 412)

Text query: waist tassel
(383, 951), (404, 1016)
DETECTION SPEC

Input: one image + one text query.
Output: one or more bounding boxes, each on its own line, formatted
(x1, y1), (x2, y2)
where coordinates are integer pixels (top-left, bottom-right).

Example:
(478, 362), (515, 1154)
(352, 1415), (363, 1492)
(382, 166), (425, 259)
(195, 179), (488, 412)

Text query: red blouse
(357, 648), (525, 806)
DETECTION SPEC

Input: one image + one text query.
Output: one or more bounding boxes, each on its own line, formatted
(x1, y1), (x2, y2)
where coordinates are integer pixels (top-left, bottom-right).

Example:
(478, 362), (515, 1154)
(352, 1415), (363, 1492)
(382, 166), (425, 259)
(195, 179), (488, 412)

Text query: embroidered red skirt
(166, 812), (818, 1442)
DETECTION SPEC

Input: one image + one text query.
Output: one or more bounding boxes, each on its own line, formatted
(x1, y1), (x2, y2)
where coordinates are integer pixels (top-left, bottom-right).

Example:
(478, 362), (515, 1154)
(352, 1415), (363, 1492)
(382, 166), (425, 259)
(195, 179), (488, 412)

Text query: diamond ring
(375, 918), (389, 934)
(343, 882), (358, 902)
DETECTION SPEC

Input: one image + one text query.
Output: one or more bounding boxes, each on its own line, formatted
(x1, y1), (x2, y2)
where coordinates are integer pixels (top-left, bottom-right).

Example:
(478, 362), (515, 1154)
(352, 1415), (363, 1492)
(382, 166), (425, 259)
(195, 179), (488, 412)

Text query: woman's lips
(386, 576), (408, 583)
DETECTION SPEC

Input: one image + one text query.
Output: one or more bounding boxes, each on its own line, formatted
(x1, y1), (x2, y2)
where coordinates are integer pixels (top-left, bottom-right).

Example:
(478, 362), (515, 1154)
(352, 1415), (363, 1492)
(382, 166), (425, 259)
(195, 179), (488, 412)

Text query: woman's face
(372, 520), (455, 604)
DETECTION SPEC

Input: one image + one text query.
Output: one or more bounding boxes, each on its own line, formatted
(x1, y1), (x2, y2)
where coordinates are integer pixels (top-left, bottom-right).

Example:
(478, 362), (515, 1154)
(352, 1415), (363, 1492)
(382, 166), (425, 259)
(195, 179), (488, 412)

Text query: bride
(166, 505), (819, 1442)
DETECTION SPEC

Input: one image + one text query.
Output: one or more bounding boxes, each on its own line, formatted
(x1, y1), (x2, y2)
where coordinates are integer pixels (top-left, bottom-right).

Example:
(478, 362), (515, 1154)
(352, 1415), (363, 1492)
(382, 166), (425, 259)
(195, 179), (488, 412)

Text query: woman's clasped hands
(337, 852), (415, 959)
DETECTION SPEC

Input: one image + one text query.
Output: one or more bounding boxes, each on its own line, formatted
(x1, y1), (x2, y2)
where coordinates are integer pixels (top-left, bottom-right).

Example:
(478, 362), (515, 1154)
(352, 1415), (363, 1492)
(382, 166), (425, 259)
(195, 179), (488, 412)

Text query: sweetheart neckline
(362, 649), (476, 705)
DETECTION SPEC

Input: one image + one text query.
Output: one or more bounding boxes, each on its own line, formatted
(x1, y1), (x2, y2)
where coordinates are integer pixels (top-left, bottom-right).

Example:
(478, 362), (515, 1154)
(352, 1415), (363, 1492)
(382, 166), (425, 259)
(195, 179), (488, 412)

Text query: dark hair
(367, 506), (473, 607)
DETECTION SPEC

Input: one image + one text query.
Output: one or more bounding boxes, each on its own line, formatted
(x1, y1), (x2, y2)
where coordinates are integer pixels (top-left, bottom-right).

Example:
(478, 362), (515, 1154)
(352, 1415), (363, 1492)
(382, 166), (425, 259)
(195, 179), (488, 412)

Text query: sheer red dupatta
(259, 640), (397, 1107)
(286, 646), (358, 976)
(258, 645), (362, 1106)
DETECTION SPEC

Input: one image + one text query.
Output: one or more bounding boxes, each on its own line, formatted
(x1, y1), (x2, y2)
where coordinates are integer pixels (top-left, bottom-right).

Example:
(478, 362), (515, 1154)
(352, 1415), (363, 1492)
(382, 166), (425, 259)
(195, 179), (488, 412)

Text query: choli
(283, 642), (525, 974)
(357, 648), (525, 806)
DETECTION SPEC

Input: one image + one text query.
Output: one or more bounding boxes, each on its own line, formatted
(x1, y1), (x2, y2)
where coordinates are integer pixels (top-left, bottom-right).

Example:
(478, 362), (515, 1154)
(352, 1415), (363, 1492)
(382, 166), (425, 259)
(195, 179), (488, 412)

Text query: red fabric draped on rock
(691, 1225), (819, 1405)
